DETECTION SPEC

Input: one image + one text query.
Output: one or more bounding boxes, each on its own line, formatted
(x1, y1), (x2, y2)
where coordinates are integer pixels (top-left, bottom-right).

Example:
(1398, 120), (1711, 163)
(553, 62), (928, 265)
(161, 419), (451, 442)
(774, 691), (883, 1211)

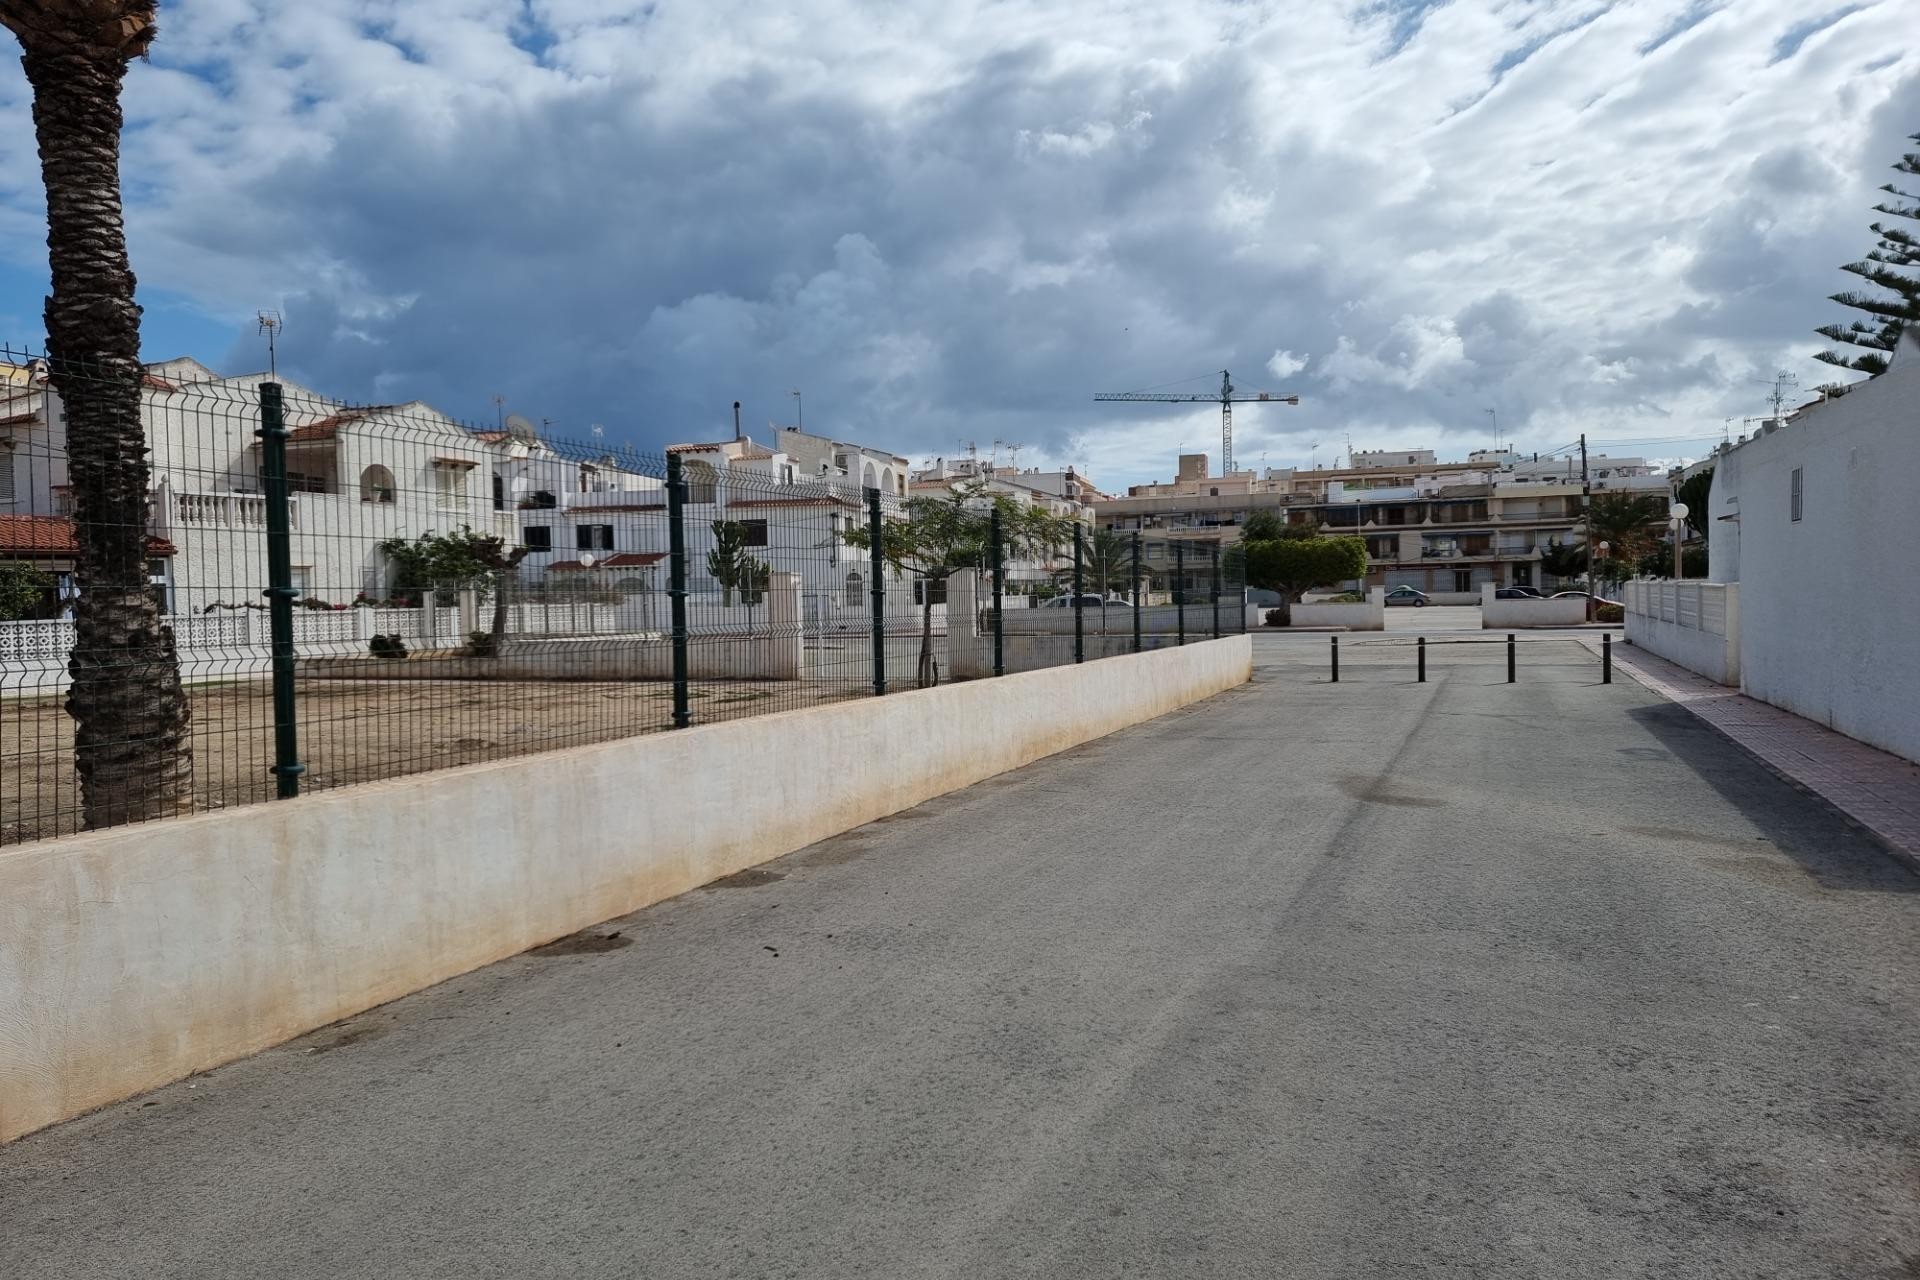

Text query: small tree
(377, 526), (527, 647)
(1815, 132), (1919, 381)
(1240, 524), (1367, 625)
(842, 483), (1074, 687)
(1675, 468), (1713, 542)
(0, 562), (53, 620)
(1540, 538), (1587, 583)
(707, 520), (756, 606)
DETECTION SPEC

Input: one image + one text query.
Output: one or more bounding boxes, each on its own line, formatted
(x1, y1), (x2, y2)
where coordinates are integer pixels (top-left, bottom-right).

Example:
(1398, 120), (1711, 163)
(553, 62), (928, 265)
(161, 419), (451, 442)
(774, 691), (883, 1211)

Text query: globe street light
(1669, 502), (1690, 579)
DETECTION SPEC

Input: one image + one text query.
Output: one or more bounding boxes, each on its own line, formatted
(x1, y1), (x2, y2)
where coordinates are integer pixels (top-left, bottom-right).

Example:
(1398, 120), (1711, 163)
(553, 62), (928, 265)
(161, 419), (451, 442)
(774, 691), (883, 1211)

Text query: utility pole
(1580, 433), (1595, 612)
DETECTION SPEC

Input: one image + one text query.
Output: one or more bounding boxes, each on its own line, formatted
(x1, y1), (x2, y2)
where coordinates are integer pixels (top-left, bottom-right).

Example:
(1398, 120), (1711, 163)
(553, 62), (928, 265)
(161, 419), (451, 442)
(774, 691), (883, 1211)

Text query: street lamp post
(1669, 503), (1690, 579)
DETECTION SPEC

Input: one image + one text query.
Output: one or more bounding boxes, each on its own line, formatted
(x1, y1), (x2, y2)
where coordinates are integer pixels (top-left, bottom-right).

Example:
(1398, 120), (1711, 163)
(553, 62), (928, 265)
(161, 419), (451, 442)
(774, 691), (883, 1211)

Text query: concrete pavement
(5, 636), (1918, 1279)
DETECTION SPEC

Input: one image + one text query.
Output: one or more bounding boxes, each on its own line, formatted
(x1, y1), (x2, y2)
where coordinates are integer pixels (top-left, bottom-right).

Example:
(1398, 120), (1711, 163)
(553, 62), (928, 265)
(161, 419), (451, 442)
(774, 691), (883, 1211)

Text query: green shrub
(370, 633), (409, 660)
(464, 630), (498, 658)
(1595, 602), (1624, 624)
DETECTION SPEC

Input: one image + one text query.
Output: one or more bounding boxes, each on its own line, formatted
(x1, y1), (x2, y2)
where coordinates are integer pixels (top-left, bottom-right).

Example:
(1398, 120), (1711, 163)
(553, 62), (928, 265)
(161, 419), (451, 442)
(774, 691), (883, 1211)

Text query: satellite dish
(504, 413), (538, 444)
(578, 553), (596, 569)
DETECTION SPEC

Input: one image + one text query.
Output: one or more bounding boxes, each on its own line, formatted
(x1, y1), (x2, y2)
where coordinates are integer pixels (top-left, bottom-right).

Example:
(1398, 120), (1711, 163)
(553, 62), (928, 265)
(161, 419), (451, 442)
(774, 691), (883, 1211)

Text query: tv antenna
(257, 311), (282, 377)
(490, 393), (506, 429)
(590, 423), (605, 439)
(1755, 370), (1798, 423)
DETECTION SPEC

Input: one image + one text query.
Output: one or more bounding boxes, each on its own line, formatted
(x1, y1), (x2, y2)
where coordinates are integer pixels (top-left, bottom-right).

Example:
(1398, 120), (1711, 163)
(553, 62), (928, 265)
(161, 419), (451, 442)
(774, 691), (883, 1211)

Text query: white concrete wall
(1624, 580), (1740, 686)
(1707, 339), (1920, 762)
(1480, 584), (1588, 627)
(0, 633), (1251, 1143)
(1288, 589), (1384, 630)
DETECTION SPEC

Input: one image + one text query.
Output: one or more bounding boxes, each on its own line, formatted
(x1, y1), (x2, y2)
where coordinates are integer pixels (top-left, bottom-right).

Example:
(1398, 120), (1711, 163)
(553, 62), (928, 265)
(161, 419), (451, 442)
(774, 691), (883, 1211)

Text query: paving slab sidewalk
(1597, 637), (1920, 865)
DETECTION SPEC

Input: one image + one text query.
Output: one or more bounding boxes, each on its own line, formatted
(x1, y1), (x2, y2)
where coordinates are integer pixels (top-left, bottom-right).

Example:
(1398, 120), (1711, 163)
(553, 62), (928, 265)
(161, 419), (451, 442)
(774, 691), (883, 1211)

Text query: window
(0, 449), (13, 504)
(915, 578), (947, 606)
(684, 462), (718, 504)
(288, 470), (330, 495)
(1209, 487), (1219, 497)
(1514, 565), (1533, 586)
(525, 489), (557, 510)
(741, 519), (768, 547)
(523, 525), (552, 551)
(1790, 467), (1803, 522)
(844, 571), (864, 607)
(862, 462), (877, 490)
(434, 466), (467, 510)
(360, 464), (396, 504)
(1454, 570), (1472, 593)
(576, 524), (613, 551)
(492, 473), (505, 512)
(289, 566), (312, 596)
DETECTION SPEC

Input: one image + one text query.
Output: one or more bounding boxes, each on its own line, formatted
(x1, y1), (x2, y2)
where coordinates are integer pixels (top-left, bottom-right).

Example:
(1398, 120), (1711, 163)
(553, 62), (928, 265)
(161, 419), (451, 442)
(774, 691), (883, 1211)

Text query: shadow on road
(1627, 701), (1920, 894)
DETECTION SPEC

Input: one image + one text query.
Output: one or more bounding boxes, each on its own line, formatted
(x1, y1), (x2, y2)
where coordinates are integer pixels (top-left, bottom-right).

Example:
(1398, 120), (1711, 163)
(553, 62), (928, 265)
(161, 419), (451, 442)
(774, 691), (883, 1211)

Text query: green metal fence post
(990, 506), (1005, 677)
(868, 487), (886, 696)
(1210, 542), (1221, 639)
(1174, 542), (1186, 646)
(1131, 532), (1143, 654)
(1073, 523), (1085, 664)
(256, 382), (303, 798)
(666, 453), (691, 728)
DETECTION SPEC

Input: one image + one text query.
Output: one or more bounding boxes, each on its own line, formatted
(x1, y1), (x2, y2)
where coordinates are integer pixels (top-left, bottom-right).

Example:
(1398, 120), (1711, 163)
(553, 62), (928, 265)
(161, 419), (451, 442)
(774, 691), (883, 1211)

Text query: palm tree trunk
(23, 30), (194, 827)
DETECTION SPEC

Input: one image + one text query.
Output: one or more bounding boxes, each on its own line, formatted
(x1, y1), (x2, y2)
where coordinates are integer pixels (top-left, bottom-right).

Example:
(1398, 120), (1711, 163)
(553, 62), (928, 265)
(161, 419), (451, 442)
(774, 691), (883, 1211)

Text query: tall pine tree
(1814, 132), (1919, 380)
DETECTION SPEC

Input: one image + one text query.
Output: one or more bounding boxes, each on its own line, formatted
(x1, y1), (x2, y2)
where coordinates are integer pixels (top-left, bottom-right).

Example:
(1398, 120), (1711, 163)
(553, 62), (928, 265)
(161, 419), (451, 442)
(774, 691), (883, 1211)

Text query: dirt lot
(2, 674), (865, 846)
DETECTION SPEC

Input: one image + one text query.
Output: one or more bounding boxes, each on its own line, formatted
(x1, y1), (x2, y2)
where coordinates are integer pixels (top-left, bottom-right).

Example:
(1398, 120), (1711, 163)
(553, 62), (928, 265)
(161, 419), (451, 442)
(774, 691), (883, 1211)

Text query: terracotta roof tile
(0, 514), (175, 557)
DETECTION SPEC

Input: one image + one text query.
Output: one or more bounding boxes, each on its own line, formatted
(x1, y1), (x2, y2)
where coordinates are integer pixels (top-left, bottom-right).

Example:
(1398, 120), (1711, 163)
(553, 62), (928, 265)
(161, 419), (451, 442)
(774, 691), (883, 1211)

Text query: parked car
(1495, 586), (1545, 599)
(1383, 586), (1430, 607)
(1551, 590), (1620, 605)
(1041, 593), (1114, 609)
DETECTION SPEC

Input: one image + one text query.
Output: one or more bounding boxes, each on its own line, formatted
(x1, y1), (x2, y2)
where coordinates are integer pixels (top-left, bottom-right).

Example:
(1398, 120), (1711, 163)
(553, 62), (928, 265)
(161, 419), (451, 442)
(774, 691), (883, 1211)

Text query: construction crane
(1094, 370), (1298, 476)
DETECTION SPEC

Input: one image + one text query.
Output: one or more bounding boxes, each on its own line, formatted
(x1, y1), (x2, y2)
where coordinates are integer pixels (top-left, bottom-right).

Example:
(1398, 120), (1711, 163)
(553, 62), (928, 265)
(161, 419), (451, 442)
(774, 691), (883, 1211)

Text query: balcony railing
(173, 491), (301, 530)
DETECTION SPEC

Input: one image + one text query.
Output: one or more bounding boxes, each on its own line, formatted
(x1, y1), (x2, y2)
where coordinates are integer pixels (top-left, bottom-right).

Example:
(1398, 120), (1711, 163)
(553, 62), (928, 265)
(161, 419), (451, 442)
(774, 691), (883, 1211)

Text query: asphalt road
(6, 637), (1919, 1279)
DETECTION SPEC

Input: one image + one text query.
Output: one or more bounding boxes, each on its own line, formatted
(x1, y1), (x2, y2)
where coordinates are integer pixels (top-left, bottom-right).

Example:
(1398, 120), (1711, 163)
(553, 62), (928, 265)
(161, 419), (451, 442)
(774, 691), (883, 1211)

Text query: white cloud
(1266, 349), (1307, 380)
(0, 0), (1912, 486)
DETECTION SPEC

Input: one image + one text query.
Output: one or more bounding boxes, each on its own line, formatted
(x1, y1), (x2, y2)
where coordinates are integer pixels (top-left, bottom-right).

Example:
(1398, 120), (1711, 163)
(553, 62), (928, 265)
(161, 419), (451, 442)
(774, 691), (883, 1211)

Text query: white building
(1, 357), (492, 613)
(1690, 331), (1920, 763)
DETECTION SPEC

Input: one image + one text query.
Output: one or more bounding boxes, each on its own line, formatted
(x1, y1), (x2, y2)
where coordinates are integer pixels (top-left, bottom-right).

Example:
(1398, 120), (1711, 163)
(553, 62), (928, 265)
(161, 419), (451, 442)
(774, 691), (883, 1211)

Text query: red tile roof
(142, 373), (176, 391)
(0, 514), (175, 557)
(565, 503), (665, 513)
(548, 552), (666, 571)
(666, 440), (777, 460)
(287, 411), (365, 443)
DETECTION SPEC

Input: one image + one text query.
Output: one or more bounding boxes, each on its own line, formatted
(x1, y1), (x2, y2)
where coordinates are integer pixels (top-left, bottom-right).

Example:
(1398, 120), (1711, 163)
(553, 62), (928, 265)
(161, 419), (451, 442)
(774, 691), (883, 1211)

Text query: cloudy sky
(0, 0), (1914, 487)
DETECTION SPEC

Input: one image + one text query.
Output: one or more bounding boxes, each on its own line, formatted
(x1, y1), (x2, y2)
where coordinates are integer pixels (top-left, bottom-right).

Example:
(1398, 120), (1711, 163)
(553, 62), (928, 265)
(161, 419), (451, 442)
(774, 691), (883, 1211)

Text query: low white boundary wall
(1480, 584), (1588, 627)
(0, 634), (1251, 1143)
(1623, 580), (1740, 686)
(1288, 589), (1385, 630)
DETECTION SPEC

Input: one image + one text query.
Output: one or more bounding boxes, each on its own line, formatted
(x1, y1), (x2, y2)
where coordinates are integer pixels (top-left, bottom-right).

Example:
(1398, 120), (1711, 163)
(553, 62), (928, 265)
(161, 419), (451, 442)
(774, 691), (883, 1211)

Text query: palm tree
(1585, 491), (1667, 564)
(3, 1), (195, 827)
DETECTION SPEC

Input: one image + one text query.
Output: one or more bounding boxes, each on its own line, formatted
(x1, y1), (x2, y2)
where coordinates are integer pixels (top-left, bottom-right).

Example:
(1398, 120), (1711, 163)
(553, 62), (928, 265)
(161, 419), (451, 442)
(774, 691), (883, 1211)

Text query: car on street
(1551, 590), (1620, 605)
(1494, 586), (1545, 599)
(1041, 593), (1114, 608)
(1383, 586), (1430, 607)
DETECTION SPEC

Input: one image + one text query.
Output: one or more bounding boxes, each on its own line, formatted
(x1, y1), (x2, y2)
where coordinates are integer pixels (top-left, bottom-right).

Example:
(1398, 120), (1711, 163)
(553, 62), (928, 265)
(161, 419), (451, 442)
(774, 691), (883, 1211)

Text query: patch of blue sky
(1637, 0), (1724, 56)
(1769, 5), (1866, 65)
(1360, 0), (1451, 59)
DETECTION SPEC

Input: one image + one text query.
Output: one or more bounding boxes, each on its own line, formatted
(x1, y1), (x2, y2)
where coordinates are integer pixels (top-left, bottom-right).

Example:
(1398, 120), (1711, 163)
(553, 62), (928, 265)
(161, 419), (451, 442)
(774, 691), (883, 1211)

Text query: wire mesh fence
(1, 349), (1247, 845)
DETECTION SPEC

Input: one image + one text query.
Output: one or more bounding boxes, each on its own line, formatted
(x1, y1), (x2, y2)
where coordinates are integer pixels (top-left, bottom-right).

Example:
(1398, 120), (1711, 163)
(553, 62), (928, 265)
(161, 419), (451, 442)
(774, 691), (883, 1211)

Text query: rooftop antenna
(733, 400), (743, 442)
(1485, 408), (1497, 451)
(791, 389), (803, 433)
(256, 311), (282, 378)
(1755, 369), (1798, 423)
(1722, 417), (1733, 445)
(590, 423), (605, 440)
(490, 393), (506, 430)
(1309, 441), (1319, 470)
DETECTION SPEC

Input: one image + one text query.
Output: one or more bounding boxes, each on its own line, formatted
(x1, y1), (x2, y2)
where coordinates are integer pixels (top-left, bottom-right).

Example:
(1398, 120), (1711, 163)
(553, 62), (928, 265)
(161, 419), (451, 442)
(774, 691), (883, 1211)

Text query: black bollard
(1417, 635), (1426, 683)
(1331, 634), (1339, 683)
(1603, 632), (1613, 684)
(1507, 633), (1517, 683)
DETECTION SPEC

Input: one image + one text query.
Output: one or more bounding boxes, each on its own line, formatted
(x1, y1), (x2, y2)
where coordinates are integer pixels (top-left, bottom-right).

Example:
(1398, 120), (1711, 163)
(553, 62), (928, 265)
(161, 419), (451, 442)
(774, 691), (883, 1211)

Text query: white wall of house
(1706, 335), (1920, 763)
